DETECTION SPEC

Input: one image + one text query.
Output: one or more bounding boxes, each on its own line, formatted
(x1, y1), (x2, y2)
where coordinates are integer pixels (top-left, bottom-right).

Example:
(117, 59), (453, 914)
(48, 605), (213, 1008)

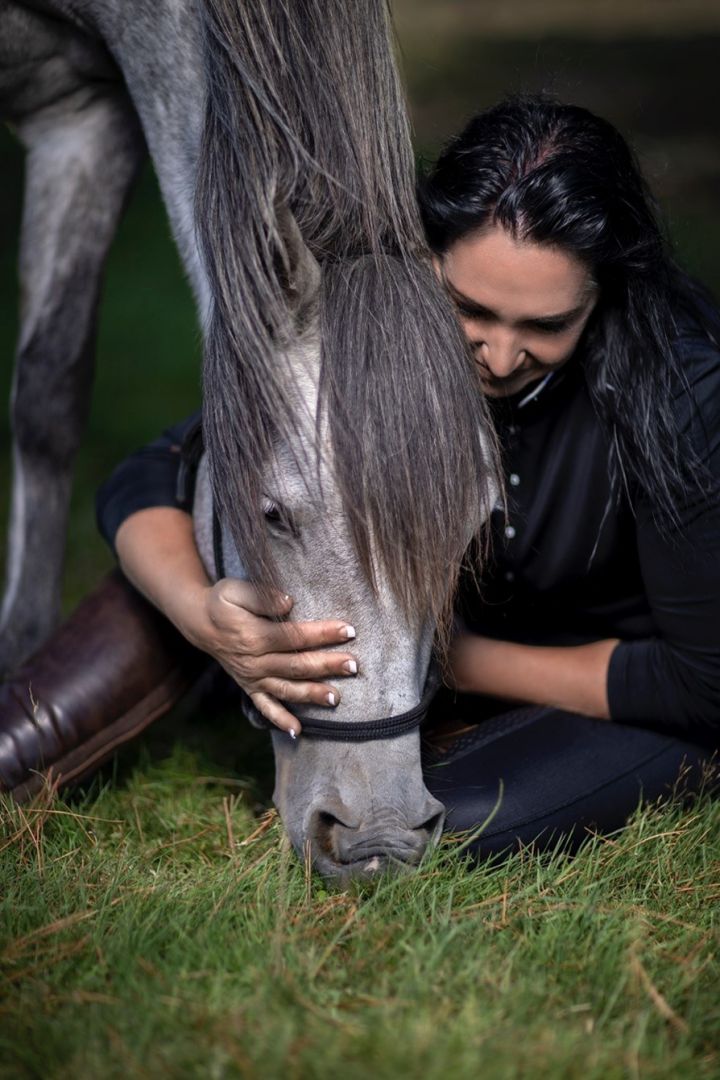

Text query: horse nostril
(317, 810), (342, 832)
(317, 809), (356, 831)
(314, 809), (356, 861)
(417, 810), (445, 842)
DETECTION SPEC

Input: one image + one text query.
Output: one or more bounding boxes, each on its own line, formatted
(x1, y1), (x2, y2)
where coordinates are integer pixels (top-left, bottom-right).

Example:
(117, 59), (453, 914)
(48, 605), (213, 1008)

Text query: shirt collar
(488, 365), (575, 428)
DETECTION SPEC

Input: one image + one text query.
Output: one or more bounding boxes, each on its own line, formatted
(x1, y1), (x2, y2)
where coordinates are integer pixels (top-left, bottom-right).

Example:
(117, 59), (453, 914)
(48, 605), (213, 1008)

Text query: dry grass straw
(0, 747), (717, 1079)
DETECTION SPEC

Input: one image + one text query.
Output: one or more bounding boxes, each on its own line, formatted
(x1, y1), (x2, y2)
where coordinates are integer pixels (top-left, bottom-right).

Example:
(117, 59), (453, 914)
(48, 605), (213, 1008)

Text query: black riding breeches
(422, 701), (716, 860)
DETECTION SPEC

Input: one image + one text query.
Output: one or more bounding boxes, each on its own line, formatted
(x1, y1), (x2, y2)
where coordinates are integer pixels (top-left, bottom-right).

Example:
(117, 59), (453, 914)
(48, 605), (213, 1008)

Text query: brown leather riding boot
(0, 571), (210, 802)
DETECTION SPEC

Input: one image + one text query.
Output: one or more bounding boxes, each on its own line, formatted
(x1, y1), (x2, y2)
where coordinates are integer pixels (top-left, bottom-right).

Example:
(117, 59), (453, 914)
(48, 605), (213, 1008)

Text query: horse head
(193, 210), (496, 883)
(188, 0), (500, 882)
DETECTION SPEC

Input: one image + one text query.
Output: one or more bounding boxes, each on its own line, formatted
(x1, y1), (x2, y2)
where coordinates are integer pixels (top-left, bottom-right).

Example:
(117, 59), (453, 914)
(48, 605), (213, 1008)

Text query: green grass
(1, 722), (718, 1079)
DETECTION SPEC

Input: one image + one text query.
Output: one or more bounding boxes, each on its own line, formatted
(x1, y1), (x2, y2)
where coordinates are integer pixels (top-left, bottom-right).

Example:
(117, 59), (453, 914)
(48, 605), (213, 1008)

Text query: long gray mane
(195, 0), (498, 641)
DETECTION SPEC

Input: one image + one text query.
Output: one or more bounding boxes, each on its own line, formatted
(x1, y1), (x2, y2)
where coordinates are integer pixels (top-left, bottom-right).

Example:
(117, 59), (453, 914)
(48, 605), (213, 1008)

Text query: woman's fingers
(215, 578), (293, 618)
(248, 691), (302, 736)
(245, 617), (356, 657)
(245, 674), (344, 736)
(244, 648), (358, 681)
(258, 678), (342, 709)
(248, 674), (343, 736)
(209, 579), (356, 656)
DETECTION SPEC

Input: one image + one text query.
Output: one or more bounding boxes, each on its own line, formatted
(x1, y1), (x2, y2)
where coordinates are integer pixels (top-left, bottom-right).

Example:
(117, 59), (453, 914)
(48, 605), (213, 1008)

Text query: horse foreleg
(0, 90), (145, 672)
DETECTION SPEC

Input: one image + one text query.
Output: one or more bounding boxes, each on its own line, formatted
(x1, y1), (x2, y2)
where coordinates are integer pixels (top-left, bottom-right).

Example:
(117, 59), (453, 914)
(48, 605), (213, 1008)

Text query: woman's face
(440, 225), (599, 398)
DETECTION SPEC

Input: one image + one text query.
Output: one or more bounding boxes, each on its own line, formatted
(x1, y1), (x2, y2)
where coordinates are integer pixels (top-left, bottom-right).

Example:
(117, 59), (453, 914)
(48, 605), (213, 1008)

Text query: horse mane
(195, 0), (499, 642)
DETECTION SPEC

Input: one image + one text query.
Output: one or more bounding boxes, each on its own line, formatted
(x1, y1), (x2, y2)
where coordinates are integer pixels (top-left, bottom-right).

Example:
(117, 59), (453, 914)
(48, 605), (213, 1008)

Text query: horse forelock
(195, 0), (501, 633)
(319, 255), (498, 649)
(212, 255), (496, 642)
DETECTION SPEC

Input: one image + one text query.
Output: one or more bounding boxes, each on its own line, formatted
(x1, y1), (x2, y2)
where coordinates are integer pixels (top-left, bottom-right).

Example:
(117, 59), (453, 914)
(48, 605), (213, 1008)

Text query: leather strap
(300, 661), (440, 740)
(250, 660), (441, 741)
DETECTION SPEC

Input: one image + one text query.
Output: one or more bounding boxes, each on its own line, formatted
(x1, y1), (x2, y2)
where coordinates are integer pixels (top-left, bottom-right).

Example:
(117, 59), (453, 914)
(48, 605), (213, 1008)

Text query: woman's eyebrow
(447, 288), (494, 316)
(528, 306), (587, 326)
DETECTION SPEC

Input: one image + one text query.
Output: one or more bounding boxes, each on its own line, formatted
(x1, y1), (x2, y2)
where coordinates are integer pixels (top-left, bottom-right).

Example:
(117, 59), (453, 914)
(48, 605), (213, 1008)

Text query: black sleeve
(95, 412), (201, 553)
(607, 334), (720, 739)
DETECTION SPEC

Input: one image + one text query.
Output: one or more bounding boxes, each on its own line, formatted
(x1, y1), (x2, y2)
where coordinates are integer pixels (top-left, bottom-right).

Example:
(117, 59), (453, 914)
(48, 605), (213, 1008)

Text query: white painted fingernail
(344, 660), (358, 675)
(327, 692), (337, 706)
(288, 728), (297, 740)
(344, 625), (356, 640)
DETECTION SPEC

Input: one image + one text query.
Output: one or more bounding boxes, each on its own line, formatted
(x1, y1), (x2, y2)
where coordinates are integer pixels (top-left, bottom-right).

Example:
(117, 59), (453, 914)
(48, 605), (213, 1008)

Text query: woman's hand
(174, 578), (358, 735)
(115, 506), (358, 735)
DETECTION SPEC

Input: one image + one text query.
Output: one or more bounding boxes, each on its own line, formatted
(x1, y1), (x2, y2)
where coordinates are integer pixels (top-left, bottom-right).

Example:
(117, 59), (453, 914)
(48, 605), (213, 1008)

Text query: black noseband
(244, 661), (441, 741)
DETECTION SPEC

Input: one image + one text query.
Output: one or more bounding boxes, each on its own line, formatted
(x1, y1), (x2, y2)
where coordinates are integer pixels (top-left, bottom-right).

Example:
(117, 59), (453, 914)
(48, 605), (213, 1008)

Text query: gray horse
(1, 0), (497, 879)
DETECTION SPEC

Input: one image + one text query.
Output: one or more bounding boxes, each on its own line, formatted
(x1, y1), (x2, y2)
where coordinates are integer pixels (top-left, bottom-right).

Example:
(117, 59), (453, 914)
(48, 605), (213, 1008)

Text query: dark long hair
(195, 0), (498, 640)
(420, 95), (718, 528)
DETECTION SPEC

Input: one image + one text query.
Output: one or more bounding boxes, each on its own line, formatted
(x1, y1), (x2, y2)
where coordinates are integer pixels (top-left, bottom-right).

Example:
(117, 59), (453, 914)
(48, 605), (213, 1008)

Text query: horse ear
(276, 203), (321, 331)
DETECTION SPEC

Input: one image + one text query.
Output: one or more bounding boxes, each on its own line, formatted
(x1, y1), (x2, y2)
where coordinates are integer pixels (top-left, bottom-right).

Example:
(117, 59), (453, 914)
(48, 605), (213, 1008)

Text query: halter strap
(259, 660), (441, 741)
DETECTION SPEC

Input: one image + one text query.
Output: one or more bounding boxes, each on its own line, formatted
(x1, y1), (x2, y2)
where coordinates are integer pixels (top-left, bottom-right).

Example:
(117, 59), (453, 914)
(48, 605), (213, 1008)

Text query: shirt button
(505, 525), (516, 539)
(508, 425), (518, 435)
(504, 570), (515, 582)
(509, 473), (520, 487)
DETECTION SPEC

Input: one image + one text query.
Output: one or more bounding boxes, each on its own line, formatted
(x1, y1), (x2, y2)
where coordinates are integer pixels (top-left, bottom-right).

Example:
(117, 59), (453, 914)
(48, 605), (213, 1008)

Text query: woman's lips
(478, 366), (540, 392)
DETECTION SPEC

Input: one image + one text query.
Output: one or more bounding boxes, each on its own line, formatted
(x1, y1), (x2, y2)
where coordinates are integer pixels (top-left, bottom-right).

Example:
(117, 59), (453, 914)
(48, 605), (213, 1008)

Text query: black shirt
(459, 322), (720, 739)
(96, 325), (720, 738)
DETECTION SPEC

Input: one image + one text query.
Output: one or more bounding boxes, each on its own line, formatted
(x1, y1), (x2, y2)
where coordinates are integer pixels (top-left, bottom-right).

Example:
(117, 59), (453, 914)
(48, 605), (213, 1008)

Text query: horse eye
(263, 498), (285, 524)
(263, 498), (297, 536)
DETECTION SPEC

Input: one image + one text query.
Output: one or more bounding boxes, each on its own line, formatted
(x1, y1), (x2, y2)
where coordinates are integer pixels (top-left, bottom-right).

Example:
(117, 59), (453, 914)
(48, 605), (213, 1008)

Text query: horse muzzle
(309, 798), (445, 884)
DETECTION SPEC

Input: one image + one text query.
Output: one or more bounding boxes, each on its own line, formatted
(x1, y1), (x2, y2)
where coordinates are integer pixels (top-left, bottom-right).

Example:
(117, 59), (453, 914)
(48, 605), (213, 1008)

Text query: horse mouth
(305, 807), (444, 884)
(312, 848), (420, 887)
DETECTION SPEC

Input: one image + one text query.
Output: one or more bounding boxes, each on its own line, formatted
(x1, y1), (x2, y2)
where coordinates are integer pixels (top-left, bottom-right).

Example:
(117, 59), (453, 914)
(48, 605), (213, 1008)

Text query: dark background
(1, 0), (719, 608)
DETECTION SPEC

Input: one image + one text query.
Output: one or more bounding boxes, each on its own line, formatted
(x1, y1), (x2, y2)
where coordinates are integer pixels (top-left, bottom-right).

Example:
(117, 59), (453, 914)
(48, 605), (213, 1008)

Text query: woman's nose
(477, 334), (526, 378)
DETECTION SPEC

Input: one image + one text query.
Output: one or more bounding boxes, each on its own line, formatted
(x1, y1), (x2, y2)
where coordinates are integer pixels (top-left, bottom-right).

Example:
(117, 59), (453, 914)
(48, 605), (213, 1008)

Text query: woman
(3, 97), (718, 852)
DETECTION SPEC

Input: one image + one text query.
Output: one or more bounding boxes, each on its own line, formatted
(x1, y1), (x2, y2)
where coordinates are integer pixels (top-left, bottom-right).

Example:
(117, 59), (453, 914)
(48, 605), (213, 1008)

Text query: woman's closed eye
(455, 302), (574, 336)
(529, 318), (574, 335)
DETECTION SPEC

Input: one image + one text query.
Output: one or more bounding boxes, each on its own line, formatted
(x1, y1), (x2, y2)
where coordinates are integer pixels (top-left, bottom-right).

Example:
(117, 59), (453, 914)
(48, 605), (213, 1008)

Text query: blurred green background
(1, 0), (719, 610)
